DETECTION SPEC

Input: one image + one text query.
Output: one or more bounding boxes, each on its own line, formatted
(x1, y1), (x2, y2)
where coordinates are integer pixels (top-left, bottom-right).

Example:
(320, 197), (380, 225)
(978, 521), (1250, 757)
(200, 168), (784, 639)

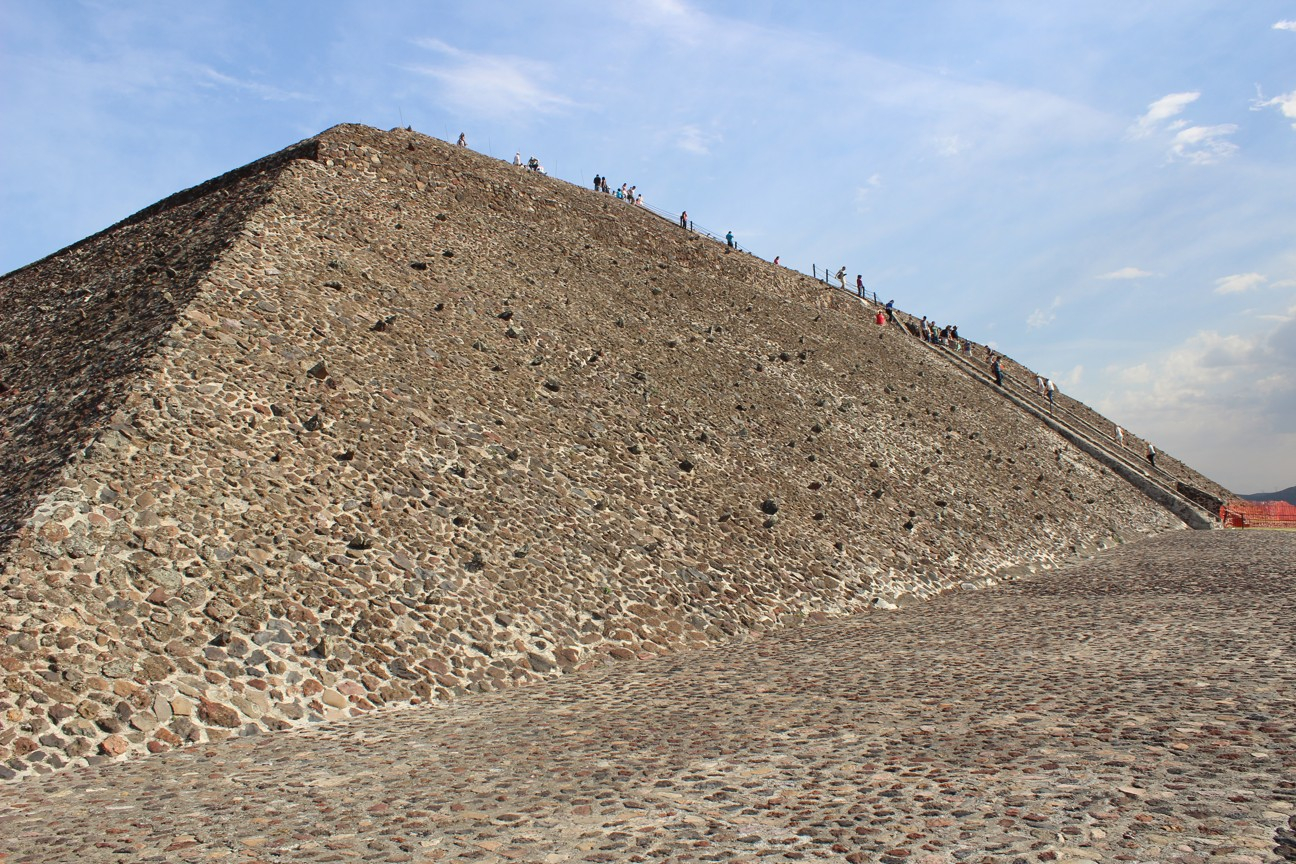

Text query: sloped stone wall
(0, 141), (318, 551)
(0, 125), (1186, 780)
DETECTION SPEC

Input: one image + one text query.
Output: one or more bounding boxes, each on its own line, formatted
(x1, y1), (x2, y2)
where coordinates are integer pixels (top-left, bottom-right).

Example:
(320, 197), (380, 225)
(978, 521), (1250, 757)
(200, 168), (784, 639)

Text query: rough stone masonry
(0, 124), (1226, 782)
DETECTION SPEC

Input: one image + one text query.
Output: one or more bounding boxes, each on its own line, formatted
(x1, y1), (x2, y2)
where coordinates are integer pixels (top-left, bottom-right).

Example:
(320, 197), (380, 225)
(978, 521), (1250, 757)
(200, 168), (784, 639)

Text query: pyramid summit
(0, 124), (1225, 779)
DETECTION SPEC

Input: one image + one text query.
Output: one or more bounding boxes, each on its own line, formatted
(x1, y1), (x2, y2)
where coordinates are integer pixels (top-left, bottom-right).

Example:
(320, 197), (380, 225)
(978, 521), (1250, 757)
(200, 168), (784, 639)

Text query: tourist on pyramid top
(726, 231), (735, 248)
(835, 267), (847, 290)
(773, 256), (780, 266)
(593, 173), (601, 190)
(601, 177), (610, 193)
(514, 152), (523, 166)
(1115, 425), (1125, 446)
(457, 132), (467, 147)
(680, 211), (688, 228)
(1146, 443), (1157, 467)
(856, 274), (864, 296)
(634, 193), (643, 205)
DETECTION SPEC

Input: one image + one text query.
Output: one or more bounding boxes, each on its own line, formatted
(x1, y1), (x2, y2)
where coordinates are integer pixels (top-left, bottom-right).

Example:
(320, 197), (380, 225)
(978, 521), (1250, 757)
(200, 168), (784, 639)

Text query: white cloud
(199, 67), (314, 102)
(1130, 92), (1199, 138)
(408, 38), (574, 120)
(1100, 267), (1154, 280)
(617, 0), (709, 46)
(1214, 272), (1267, 295)
(1026, 308), (1054, 328)
(854, 174), (883, 210)
(1168, 123), (1238, 164)
(1252, 89), (1296, 130)
(1027, 295), (1063, 329)
(1128, 92), (1237, 163)
(676, 124), (720, 155)
(1274, 20), (1296, 31)
(932, 133), (967, 157)
(1097, 304), (1296, 491)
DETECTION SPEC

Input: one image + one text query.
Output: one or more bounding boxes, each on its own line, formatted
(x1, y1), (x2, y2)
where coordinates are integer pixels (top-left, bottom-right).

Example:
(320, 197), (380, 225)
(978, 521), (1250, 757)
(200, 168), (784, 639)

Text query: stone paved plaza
(1, 529), (1292, 864)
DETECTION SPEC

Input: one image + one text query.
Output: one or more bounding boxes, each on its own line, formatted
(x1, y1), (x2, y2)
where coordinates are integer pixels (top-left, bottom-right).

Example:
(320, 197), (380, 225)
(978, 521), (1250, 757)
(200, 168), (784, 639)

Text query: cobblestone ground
(1, 530), (1292, 864)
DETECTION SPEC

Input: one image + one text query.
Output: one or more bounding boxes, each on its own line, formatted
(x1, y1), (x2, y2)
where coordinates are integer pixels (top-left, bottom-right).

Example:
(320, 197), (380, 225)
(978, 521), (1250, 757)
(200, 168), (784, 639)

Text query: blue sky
(2, 0), (1293, 493)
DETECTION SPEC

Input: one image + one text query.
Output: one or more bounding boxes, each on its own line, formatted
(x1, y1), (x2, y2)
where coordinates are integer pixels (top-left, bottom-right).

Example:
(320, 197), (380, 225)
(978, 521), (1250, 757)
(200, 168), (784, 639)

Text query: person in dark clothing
(593, 174), (601, 191)
(680, 211), (688, 229)
(992, 356), (1004, 386)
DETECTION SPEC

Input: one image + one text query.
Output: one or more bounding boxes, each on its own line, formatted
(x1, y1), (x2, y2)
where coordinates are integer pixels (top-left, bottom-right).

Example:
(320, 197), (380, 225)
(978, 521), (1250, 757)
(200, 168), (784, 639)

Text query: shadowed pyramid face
(0, 124), (1217, 781)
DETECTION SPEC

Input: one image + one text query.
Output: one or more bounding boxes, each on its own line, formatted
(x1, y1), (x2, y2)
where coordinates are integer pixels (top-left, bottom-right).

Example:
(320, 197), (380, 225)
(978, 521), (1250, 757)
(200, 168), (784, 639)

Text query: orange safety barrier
(1219, 499), (1296, 528)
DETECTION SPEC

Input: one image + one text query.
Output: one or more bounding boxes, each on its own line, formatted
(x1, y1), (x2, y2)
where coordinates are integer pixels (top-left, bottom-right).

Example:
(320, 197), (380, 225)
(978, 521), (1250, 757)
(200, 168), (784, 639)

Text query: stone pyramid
(0, 124), (1216, 780)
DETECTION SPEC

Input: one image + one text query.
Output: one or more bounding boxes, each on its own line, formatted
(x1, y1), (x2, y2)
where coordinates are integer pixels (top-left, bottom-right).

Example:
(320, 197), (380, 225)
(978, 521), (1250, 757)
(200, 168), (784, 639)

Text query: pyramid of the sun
(0, 124), (1224, 780)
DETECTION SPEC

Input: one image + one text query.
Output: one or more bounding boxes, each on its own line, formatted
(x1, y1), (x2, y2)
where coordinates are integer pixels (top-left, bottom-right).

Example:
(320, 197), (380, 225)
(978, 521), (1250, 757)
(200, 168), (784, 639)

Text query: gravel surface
(2, 529), (1291, 863)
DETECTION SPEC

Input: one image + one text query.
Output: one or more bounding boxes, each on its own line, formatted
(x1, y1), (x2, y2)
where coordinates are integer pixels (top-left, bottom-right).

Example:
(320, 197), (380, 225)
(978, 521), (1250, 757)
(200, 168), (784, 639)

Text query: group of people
(831, 267), (872, 300)
(917, 316), (965, 352)
(1034, 374), (1058, 411)
(472, 129), (1174, 481)
(1113, 426), (1158, 467)
(515, 153), (546, 174)
(592, 175), (642, 205)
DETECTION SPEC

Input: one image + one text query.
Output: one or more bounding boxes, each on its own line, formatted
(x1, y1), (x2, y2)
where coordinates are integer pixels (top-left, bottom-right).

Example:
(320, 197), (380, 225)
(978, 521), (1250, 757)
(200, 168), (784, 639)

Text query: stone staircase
(906, 325), (1217, 529)
(817, 289), (1217, 529)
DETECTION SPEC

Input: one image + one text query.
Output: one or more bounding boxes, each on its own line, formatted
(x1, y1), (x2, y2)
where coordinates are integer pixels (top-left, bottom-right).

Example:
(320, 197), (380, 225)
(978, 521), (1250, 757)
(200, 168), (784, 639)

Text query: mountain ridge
(1241, 485), (1296, 505)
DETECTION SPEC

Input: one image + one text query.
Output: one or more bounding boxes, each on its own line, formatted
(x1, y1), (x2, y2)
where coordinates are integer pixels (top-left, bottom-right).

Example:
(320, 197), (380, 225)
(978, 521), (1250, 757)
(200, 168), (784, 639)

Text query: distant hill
(1240, 485), (1296, 505)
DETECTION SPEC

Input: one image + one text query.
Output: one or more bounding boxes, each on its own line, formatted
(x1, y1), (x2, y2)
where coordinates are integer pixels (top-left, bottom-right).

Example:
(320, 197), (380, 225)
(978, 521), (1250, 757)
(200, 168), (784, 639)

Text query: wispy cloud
(675, 124), (720, 155)
(199, 67), (315, 102)
(1129, 91), (1237, 163)
(407, 38), (574, 120)
(854, 174), (883, 211)
(1274, 20), (1296, 31)
(1252, 89), (1296, 130)
(1168, 123), (1238, 164)
(1214, 272), (1267, 294)
(618, 0), (710, 46)
(1100, 267), (1154, 280)
(932, 133), (967, 157)
(1027, 295), (1063, 329)
(1130, 92), (1199, 138)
